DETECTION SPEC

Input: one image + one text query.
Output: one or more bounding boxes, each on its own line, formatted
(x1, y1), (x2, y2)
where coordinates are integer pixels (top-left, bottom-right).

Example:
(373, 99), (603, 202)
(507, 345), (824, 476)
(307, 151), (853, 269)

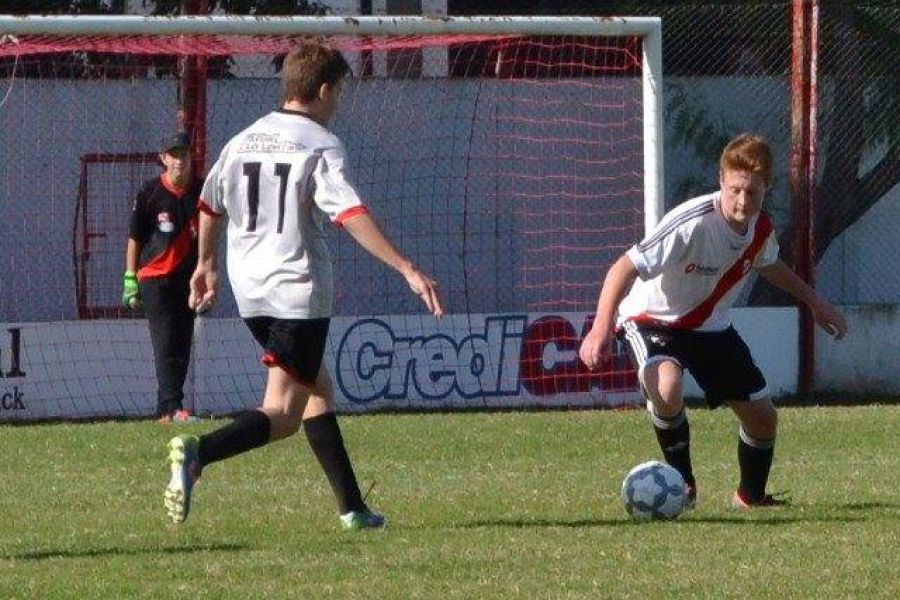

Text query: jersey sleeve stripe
(333, 205), (370, 228)
(636, 202), (715, 253)
(198, 199), (222, 216)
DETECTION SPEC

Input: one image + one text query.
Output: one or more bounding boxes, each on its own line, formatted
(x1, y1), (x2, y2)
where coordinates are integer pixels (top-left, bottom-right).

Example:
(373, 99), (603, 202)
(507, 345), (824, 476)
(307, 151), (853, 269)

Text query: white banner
(0, 313), (640, 421)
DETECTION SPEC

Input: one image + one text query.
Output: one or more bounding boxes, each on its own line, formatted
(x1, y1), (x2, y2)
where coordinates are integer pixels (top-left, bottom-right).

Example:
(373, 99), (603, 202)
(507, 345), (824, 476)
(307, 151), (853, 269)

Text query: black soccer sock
(197, 409), (272, 468)
(303, 412), (365, 515)
(651, 409), (695, 487)
(737, 427), (775, 502)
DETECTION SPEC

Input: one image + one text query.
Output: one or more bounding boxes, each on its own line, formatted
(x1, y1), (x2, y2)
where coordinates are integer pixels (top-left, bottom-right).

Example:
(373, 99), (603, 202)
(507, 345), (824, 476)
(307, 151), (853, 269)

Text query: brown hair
(719, 133), (773, 187)
(282, 42), (351, 104)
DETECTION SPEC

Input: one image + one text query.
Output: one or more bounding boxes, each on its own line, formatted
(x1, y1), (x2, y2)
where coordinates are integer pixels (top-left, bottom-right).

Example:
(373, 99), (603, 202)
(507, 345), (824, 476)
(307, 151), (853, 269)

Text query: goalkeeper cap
(161, 132), (190, 153)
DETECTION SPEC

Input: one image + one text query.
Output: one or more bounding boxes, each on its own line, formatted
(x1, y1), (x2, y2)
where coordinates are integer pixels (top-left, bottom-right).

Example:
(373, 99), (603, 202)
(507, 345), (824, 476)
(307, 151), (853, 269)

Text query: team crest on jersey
(157, 212), (175, 233)
(742, 258), (753, 274)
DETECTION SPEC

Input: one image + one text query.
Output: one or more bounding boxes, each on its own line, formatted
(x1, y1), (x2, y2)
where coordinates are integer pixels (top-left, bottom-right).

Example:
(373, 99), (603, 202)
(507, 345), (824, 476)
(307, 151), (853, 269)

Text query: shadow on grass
(460, 517), (632, 528)
(681, 514), (866, 525)
(830, 501), (900, 511)
(461, 504), (892, 529)
(5, 542), (247, 562)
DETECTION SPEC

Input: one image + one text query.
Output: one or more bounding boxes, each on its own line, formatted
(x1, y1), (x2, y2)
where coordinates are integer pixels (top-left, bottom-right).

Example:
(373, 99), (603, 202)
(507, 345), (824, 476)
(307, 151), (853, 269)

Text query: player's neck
(165, 170), (191, 191)
(281, 101), (329, 127)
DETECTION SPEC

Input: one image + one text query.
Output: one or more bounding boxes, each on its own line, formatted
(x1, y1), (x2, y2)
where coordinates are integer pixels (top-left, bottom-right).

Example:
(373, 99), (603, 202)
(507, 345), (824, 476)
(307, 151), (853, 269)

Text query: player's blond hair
(282, 42), (351, 104)
(719, 133), (773, 187)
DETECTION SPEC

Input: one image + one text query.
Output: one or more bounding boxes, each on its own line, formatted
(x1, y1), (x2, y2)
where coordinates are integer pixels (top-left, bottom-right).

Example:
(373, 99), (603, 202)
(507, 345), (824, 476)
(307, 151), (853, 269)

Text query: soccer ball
(621, 460), (687, 520)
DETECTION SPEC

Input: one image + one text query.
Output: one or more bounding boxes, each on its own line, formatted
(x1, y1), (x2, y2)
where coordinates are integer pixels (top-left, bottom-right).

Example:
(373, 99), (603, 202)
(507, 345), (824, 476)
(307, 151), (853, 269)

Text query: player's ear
(317, 82), (331, 102)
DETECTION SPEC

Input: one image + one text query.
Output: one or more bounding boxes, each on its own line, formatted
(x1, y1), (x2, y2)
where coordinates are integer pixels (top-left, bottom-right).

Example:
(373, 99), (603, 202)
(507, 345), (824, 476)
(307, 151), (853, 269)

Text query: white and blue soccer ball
(621, 460), (687, 520)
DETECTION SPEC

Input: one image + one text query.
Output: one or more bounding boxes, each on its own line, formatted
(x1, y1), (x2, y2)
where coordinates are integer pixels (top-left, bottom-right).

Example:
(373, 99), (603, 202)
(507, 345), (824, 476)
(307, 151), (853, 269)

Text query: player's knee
(641, 363), (683, 417)
(742, 401), (778, 439)
(764, 407), (778, 438)
(759, 400), (778, 429)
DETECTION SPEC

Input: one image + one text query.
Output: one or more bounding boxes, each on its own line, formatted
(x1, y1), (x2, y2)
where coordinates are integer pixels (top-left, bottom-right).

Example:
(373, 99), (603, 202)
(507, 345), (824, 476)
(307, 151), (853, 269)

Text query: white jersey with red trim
(618, 192), (780, 331)
(201, 109), (368, 319)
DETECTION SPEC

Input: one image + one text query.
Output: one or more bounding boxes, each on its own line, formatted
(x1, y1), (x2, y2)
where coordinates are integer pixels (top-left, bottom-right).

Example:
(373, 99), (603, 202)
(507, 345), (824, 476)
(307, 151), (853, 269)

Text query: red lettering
(520, 315), (637, 398)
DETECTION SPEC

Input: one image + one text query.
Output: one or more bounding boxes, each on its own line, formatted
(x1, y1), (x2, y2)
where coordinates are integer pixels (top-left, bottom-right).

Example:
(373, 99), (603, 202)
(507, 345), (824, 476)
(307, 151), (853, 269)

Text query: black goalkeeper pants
(140, 270), (195, 417)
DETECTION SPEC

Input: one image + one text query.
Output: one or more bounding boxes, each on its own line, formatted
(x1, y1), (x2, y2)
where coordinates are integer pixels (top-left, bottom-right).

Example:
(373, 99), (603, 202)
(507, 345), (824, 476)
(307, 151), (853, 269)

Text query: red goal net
(0, 20), (648, 420)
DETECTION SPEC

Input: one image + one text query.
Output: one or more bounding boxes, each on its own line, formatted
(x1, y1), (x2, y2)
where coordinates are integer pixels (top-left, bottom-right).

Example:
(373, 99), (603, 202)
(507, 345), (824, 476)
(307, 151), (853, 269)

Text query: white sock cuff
(739, 426), (775, 449)
(651, 409), (686, 431)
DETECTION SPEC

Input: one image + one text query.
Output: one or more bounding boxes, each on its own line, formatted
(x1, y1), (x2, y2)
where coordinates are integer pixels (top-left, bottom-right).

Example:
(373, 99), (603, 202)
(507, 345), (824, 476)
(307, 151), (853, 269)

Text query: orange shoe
(732, 489), (790, 510)
(172, 409), (200, 424)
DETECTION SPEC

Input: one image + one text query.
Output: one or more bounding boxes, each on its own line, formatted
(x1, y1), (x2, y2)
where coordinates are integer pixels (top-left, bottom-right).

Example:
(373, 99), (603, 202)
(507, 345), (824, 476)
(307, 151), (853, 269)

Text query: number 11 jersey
(200, 109), (368, 319)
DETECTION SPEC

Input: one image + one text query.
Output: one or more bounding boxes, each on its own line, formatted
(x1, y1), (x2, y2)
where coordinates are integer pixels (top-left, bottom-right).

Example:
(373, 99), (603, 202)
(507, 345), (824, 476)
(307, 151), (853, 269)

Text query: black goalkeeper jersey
(128, 173), (201, 280)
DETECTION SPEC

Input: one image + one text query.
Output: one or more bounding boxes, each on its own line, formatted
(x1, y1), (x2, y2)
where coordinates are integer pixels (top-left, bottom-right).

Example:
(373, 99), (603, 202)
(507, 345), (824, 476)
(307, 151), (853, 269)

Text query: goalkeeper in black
(123, 132), (201, 423)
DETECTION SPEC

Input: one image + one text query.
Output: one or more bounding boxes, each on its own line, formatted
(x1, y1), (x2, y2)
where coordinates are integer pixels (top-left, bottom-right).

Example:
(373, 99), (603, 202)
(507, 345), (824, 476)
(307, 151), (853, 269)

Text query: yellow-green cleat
(340, 509), (385, 530)
(164, 434), (200, 524)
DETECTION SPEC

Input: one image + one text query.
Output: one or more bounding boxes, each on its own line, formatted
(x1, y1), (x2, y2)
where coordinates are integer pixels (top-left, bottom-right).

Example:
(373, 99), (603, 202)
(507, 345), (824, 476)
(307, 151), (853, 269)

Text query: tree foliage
(145, 0), (329, 16)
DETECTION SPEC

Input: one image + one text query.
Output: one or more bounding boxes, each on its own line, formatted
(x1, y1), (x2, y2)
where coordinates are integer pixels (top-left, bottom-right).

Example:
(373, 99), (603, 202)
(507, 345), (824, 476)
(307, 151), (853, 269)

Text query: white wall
(5, 305), (892, 422)
(816, 305), (900, 395)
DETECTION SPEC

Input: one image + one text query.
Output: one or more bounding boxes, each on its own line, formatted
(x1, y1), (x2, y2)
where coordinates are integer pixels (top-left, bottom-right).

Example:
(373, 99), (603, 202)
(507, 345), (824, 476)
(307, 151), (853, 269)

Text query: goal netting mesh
(0, 22), (647, 420)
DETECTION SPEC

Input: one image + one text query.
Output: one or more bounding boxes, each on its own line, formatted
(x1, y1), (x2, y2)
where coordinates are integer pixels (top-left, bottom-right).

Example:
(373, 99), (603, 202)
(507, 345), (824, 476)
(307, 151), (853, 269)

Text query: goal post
(0, 15), (663, 421)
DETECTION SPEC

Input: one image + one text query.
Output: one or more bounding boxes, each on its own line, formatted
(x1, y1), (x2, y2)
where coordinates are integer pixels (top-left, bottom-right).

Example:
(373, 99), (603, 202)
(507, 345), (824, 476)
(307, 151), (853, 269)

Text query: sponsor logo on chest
(684, 262), (720, 276)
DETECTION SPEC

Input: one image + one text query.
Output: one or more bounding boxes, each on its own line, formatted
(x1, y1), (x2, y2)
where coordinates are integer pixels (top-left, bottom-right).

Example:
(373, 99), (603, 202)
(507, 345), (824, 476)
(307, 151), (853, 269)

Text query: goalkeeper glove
(122, 271), (142, 309)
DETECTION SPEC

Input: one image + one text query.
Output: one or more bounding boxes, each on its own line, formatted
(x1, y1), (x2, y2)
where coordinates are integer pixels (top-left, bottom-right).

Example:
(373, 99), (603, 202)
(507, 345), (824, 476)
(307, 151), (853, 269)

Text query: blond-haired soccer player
(580, 133), (847, 509)
(164, 42), (443, 529)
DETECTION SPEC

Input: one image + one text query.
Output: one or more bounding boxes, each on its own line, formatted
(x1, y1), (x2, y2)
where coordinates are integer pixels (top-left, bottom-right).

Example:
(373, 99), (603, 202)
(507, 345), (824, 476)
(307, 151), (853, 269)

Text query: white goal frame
(0, 14), (665, 232)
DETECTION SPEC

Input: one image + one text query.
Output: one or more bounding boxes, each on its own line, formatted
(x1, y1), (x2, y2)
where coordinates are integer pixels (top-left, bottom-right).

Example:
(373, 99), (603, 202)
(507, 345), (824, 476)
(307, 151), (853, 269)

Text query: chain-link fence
(455, 1), (900, 306)
(813, 3), (900, 305)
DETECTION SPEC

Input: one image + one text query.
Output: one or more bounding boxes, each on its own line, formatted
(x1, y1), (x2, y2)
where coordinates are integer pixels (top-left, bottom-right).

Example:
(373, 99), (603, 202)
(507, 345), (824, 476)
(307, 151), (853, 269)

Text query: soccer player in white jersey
(164, 42), (444, 529)
(579, 134), (847, 509)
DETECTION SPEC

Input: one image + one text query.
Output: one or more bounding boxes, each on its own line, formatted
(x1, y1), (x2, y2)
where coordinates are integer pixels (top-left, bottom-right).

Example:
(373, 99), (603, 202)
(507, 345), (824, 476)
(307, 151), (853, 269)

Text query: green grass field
(2, 406), (899, 599)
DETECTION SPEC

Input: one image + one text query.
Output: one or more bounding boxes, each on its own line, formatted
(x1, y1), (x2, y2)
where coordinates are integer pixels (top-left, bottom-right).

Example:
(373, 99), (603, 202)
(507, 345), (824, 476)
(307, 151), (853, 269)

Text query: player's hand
(189, 265), (218, 314)
(404, 267), (444, 317)
(122, 271), (142, 309)
(811, 300), (848, 340)
(579, 325), (613, 371)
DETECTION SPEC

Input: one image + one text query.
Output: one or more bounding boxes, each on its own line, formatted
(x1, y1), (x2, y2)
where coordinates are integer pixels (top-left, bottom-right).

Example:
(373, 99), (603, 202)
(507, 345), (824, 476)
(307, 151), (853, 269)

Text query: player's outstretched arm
(580, 254), (639, 370)
(341, 212), (444, 317)
(757, 259), (848, 339)
(189, 211), (225, 313)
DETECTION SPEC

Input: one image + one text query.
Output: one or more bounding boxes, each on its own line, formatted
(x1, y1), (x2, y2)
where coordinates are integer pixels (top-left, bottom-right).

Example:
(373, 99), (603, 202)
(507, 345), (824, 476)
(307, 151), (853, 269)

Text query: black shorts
(619, 321), (768, 408)
(244, 317), (330, 386)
